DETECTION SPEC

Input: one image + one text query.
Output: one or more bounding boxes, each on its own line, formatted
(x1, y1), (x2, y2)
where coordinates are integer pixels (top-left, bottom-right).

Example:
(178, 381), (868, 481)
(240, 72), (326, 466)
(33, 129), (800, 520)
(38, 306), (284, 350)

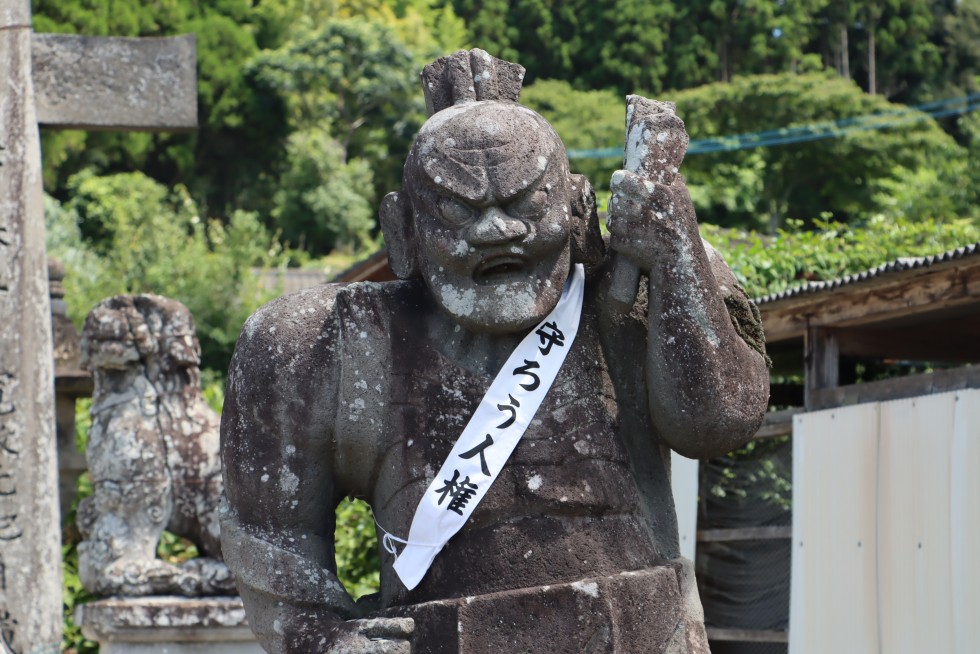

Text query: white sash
(390, 264), (586, 590)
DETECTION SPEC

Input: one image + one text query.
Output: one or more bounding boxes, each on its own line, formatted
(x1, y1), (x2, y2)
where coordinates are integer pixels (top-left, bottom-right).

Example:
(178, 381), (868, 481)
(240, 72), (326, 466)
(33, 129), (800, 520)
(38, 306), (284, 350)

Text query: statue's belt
(383, 264), (586, 590)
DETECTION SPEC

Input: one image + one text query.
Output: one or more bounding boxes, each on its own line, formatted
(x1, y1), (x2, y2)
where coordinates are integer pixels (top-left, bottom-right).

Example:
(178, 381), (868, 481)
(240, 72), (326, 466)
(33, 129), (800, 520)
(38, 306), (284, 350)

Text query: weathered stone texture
(420, 48), (525, 115)
(32, 33), (197, 131)
(222, 48), (769, 653)
(608, 96), (689, 312)
(0, 9), (200, 650)
(0, 3), (64, 649)
(382, 563), (708, 654)
(78, 295), (232, 597)
(76, 596), (263, 654)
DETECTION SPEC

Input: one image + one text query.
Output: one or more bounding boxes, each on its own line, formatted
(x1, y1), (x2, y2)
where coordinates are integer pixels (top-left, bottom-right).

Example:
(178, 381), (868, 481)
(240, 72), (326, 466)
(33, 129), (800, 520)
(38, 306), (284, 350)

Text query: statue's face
(406, 102), (573, 334)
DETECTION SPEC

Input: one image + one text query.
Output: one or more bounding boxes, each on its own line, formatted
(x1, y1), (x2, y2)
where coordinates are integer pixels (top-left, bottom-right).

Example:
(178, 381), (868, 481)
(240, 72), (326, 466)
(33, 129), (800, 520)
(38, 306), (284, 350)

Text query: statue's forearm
(607, 168), (768, 457)
(219, 508), (356, 652)
(643, 212), (769, 459)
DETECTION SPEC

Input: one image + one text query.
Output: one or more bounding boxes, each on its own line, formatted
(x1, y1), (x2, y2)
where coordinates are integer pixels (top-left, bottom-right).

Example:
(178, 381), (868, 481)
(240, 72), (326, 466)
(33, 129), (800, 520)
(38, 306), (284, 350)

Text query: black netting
(697, 436), (792, 641)
(710, 642), (788, 654)
(699, 437), (792, 530)
(698, 539), (791, 630)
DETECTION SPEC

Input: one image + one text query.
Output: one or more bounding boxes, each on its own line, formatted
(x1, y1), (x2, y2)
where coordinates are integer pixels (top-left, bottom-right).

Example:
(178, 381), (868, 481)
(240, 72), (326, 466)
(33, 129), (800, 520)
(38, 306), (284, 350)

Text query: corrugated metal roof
(756, 242), (980, 305)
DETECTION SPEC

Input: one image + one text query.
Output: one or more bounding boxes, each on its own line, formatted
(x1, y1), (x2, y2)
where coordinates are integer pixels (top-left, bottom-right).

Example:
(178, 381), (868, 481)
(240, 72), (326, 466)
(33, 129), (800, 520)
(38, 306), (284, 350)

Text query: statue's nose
(465, 206), (528, 246)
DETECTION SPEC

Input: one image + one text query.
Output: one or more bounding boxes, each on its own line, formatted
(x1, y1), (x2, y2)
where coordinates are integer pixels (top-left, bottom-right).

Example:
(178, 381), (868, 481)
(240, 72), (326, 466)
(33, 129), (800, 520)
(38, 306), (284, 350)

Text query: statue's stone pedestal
(383, 560), (710, 654)
(75, 596), (264, 654)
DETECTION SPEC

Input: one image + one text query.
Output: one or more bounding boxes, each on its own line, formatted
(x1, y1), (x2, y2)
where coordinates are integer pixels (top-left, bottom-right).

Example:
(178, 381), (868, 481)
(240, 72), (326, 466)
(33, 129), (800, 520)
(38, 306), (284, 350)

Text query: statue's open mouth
(474, 255), (527, 283)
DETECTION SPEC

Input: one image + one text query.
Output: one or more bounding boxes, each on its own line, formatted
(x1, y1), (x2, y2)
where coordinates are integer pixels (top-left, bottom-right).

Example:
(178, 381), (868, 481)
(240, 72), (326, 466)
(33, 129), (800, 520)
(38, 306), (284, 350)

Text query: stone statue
(220, 49), (769, 653)
(78, 294), (234, 596)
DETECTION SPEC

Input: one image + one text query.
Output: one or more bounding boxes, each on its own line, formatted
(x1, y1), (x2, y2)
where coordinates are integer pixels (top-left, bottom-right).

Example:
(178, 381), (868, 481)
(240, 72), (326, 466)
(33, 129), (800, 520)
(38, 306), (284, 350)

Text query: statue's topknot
(421, 49), (526, 116)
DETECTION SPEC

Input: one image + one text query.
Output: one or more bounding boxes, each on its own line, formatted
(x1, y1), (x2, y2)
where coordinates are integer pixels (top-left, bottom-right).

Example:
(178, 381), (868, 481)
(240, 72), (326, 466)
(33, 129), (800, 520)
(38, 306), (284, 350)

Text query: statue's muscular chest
(371, 316), (641, 534)
(362, 312), (660, 601)
(327, 284), (661, 601)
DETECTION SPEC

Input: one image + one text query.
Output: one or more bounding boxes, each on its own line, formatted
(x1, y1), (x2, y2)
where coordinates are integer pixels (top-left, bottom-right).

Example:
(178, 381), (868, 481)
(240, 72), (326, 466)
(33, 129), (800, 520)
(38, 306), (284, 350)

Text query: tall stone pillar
(0, 0), (64, 650)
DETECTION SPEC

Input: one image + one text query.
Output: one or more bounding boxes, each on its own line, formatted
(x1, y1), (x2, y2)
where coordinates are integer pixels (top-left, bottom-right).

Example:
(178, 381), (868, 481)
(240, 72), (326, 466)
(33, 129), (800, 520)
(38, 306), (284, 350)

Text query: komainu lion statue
(77, 294), (234, 596)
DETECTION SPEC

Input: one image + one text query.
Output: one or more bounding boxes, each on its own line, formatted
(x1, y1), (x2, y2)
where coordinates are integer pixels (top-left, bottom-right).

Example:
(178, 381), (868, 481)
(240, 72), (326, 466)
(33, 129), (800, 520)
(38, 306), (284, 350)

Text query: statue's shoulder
(241, 279), (414, 336)
(231, 280), (422, 373)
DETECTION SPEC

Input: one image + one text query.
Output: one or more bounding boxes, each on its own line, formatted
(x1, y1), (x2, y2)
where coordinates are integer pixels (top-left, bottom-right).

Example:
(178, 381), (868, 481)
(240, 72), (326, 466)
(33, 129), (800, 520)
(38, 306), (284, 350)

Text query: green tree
(450, 0), (673, 93)
(273, 128), (377, 251)
(850, 0), (940, 99)
(814, 0), (858, 79)
(249, 18), (420, 252)
(250, 19), (416, 152)
(933, 0), (980, 99)
(668, 0), (829, 85)
(449, 0), (518, 64)
(32, 0), (290, 220)
(520, 80), (624, 191)
(46, 170), (281, 373)
(341, 0), (469, 60)
(672, 72), (966, 231)
(255, 0), (468, 61)
(577, 0), (675, 93)
(451, 0), (834, 92)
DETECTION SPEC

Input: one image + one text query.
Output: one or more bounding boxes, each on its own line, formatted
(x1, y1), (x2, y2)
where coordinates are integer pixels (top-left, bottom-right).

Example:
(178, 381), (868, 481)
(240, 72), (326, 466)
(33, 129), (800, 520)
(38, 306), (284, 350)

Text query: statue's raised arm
(222, 48), (768, 654)
(605, 96), (770, 458)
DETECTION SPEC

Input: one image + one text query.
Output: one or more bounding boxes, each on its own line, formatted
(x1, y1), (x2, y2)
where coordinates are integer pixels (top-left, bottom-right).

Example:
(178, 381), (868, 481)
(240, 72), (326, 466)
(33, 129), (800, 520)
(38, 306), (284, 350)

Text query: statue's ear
(380, 191), (420, 279)
(568, 174), (605, 267)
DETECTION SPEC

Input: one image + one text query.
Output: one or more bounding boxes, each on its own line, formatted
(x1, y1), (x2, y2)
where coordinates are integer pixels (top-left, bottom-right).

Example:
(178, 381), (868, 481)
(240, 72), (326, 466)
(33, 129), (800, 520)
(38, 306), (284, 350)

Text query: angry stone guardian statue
(78, 294), (233, 596)
(221, 50), (769, 653)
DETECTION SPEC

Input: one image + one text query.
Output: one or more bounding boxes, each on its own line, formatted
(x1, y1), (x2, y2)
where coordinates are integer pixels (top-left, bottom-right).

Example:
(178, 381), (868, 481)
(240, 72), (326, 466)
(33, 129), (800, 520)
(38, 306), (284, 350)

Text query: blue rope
(567, 93), (980, 159)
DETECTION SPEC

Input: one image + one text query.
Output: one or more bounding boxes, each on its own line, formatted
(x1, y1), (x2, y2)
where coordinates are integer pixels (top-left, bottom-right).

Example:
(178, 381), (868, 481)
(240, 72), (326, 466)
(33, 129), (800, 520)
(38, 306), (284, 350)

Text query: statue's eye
(438, 197), (475, 226)
(507, 189), (548, 219)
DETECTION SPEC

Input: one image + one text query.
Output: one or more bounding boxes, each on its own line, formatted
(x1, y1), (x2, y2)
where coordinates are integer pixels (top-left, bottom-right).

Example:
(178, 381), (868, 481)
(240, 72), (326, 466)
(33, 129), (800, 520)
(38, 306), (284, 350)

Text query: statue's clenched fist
(327, 618), (415, 654)
(607, 169), (699, 273)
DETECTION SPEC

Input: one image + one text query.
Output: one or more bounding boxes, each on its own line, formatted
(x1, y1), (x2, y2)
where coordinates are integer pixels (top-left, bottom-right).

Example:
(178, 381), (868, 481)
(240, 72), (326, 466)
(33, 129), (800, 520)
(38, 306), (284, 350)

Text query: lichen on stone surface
(77, 294), (232, 597)
(723, 292), (771, 367)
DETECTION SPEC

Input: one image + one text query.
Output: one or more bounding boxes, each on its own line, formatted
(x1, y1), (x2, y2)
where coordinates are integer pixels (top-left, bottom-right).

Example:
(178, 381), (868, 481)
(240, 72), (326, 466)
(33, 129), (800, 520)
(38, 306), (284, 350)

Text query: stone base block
(75, 596), (264, 654)
(383, 560), (710, 654)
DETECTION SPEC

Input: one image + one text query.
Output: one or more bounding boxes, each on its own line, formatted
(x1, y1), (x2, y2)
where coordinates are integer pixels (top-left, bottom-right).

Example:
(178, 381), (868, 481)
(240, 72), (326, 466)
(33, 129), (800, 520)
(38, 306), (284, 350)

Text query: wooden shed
(704, 242), (980, 654)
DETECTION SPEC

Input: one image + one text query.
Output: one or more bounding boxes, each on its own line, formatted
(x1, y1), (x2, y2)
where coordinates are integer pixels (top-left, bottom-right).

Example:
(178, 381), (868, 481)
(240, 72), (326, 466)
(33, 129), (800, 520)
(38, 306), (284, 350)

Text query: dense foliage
(672, 73), (974, 231)
(45, 173), (281, 373)
(249, 18), (421, 251)
(34, 0), (980, 263)
(705, 215), (980, 299)
(450, 0), (980, 103)
(524, 74), (978, 231)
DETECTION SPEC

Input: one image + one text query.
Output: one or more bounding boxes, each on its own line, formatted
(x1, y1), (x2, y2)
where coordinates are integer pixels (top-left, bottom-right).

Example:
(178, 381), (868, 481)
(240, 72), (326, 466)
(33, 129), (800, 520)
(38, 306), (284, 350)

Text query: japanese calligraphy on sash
(390, 264), (586, 590)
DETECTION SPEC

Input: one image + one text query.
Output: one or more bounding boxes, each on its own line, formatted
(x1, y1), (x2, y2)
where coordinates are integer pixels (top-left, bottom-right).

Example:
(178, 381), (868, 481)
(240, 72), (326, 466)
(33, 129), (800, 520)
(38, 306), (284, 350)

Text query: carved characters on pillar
(0, 375), (22, 545)
(0, 211), (11, 294)
(0, 551), (12, 654)
(0, 370), (20, 652)
(0, 195), (19, 552)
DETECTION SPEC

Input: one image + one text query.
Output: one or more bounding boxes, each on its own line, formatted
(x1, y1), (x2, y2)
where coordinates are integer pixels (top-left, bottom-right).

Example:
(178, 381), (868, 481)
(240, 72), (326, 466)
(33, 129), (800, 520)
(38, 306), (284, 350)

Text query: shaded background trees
(33, 0), (980, 375)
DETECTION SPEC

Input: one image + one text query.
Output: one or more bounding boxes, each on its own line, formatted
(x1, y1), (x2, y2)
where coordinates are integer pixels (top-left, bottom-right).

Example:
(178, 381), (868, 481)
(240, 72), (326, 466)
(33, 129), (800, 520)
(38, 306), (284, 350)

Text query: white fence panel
(950, 392), (980, 653)
(790, 405), (880, 654)
(671, 451), (699, 562)
(878, 393), (956, 654)
(790, 389), (980, 654)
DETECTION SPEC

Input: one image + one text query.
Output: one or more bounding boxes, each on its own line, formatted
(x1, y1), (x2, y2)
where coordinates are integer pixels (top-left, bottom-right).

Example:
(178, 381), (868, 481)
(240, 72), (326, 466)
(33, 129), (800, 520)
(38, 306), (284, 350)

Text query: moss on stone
(724, 291), (771, 368)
